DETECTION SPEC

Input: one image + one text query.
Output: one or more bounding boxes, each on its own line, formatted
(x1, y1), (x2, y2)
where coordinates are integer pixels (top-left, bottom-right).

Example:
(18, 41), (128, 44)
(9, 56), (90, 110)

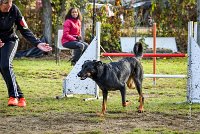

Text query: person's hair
(0, 0), (10, 5)
(65, 7), (82, 21)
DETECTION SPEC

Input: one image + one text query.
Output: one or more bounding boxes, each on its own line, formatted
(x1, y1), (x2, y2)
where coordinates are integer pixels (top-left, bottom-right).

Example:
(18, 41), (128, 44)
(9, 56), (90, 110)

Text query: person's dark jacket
(0, 4), (41, 46)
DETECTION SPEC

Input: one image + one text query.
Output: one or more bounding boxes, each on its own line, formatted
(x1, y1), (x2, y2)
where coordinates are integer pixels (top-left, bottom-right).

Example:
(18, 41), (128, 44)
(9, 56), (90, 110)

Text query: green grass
(0, 57), (199, 133)
(0, 58), (189, 113)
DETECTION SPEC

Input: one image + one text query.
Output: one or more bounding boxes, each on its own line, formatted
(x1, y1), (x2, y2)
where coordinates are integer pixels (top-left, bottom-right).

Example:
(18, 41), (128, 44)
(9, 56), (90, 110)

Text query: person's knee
(84, 44), (88, 49)
(82, 44), (88, 52)
(79, 44), (84, 50)
(81, 43), (87, 51)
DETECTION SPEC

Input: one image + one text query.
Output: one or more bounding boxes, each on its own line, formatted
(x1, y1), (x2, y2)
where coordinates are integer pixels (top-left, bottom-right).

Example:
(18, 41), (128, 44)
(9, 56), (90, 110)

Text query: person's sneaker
(8, 97), (18, 106)
(18, 97), (26, 107)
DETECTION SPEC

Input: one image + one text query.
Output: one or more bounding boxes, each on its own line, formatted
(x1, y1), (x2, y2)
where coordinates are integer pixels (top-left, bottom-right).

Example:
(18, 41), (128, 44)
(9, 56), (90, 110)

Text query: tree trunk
(41, 0), (52, 46)
(198, 0), (200, 45)
(60, 0), (67, 22)
(54, 0), (66, 48)
(81, 7), (85, 40)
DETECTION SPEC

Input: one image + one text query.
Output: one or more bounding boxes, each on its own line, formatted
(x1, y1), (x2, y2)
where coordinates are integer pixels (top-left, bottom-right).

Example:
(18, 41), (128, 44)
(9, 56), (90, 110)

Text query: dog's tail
(133, 42), (143, 59)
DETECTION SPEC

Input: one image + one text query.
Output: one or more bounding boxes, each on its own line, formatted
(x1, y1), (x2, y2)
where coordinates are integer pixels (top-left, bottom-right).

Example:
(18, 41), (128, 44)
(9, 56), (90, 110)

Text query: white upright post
(84, 22), (101, 101)
(96, 22), (101, 61)
(187, 21), (193, 103)
(194, 22), (197, 42)
(187, 21), (200, 103)
(95, 22), (101, 99)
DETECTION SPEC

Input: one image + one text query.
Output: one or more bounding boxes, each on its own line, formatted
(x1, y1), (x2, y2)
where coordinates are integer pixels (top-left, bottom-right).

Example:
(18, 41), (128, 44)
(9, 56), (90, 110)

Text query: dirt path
(0, 111), (200, 134)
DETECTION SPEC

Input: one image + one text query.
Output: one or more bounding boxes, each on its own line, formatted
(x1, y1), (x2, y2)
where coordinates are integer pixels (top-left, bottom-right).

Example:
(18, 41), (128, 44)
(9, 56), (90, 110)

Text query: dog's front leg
(98, 90), (108, 116)
(120, 86), (130, 107)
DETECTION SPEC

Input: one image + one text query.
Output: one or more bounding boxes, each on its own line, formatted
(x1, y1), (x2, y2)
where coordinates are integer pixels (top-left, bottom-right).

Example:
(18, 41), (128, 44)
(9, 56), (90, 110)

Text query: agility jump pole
(101, 52), (187, 79)
(101, 22), (186, 79)
(101, 53), (186, 57)
(144, 74), (186, 78)
(101, 23), (187, 79)
(153, 23), (156, 85)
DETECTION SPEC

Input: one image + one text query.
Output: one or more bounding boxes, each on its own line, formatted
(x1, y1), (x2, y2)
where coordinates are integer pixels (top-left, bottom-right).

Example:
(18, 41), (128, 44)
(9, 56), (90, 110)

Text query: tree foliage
(14, 0), (197, 53)
(151, 0), (196, 52)
(84, 4), (124, 52)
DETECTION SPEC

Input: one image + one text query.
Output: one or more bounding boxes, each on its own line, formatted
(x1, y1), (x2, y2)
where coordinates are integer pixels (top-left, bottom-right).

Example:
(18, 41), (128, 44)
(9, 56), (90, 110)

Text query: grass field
(0, 57), (200, 134)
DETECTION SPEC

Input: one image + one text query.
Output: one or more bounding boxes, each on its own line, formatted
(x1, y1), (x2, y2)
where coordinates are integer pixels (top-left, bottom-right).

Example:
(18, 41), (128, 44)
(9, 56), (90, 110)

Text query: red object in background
(101, 53), (187, 57)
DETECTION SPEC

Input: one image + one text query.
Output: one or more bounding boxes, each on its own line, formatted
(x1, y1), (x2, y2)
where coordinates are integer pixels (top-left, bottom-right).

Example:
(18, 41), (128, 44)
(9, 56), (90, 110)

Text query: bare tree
(41, 0), (52, 46)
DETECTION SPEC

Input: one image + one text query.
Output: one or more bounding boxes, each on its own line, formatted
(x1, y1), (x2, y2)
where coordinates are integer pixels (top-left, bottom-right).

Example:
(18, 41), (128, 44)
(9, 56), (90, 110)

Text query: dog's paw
(96, 112), (105, 117)
(122, 100), (131, 107)
(138, 109), (144, 113)
(138, 106), (144, 113)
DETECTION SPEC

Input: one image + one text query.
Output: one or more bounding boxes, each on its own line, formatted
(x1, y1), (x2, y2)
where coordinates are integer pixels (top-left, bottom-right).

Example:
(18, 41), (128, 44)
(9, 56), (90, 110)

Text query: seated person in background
(61, 7), (88, 66)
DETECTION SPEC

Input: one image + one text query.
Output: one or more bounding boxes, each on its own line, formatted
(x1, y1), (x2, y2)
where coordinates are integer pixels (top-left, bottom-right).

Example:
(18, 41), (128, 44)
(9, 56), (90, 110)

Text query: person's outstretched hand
(0, 39), (5, 48)
(37, 43), (52, 52)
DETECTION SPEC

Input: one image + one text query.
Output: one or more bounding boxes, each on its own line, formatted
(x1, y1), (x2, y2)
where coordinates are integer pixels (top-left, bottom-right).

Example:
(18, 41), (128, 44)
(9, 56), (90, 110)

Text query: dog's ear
(94, 61), (103, 66)
(84, 60), (90, 63)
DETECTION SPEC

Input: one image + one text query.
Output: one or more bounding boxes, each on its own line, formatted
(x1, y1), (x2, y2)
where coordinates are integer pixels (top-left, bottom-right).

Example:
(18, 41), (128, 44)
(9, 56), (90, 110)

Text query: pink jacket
(61, 18), (81, 45)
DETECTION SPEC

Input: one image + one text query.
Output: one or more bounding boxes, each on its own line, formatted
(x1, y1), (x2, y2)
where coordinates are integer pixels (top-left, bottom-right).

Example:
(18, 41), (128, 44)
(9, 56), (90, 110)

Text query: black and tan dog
(77, 42), (144, 116)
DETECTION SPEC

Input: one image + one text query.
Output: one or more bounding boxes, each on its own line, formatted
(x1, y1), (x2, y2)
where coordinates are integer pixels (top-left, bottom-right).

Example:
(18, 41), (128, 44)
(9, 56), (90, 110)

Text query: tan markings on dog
(138, 95), (144, 113)
(127, 77), (135, 89)
(87, 72), (91, 77)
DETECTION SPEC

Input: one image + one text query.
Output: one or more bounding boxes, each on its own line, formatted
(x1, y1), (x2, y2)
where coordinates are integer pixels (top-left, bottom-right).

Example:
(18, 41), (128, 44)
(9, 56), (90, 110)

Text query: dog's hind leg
(120, 85), (131, 107)
(133, 77), (144, 113)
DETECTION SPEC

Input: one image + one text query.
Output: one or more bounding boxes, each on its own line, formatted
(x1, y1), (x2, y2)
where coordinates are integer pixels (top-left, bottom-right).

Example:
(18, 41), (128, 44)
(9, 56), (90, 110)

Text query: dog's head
(77, 60), (103, 80)
(134, 42), (143, 58)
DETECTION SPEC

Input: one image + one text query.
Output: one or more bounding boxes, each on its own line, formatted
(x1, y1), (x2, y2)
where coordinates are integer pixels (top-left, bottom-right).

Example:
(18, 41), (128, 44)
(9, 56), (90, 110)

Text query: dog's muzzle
(77, 72), (87, 80)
